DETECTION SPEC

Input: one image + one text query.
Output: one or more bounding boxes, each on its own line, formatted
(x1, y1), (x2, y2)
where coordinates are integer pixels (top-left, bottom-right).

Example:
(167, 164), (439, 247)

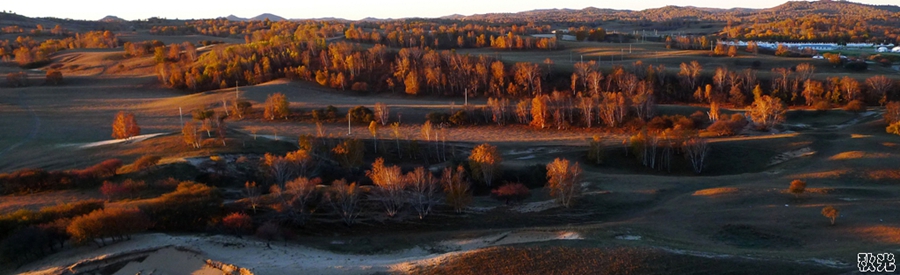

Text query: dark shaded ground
(411, 241), (844, 275)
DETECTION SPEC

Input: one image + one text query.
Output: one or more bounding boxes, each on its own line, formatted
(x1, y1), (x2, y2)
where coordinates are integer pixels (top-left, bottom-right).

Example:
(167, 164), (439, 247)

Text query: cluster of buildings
(718, 41), (900, 52)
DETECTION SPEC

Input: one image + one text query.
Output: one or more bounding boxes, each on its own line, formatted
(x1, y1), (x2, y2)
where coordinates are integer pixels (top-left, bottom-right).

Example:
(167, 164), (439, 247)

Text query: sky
(3, 0), (899, 21)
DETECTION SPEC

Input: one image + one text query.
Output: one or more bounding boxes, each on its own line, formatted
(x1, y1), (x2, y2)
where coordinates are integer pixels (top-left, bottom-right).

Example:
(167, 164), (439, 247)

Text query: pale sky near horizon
(3, 0), (898, 21)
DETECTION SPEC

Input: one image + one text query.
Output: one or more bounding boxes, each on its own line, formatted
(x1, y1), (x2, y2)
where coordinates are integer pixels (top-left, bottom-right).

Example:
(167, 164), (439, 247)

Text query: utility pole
(179, 107), (183, 126)
(464, 88), (468, 106)
(347, 112), (351, 135)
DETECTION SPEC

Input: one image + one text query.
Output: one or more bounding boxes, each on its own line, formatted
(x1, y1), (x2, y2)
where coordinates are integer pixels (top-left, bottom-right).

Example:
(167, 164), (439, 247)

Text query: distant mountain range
(6, 0), (900, 24)
(223, 13), (286, 21)
(99, 15), (126, 22)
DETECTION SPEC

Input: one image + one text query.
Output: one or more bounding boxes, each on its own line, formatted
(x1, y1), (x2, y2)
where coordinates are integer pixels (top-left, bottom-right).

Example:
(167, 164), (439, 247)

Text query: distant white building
(877, 47), (889, 53)
(893, 46), (900, 53)
(733, 41), (837, 51)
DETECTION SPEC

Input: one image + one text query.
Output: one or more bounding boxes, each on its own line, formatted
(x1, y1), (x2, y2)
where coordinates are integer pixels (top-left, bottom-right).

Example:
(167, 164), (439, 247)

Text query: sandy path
(18, 230), (582, 275)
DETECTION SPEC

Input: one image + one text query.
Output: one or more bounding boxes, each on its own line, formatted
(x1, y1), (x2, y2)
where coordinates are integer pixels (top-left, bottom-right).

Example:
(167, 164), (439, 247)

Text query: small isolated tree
(182, 122), (202, 148)
(469, 143), (502, 187)
(821, 205), (839, 225)
(368, 120), (378, 152)
(546, 158), (583, 208)
(111, 111), (140, 140)
(332, 138), (365, 169)
(222, 212), (252, 235)
(262, 153), (298, 188)
(407, 166), (439, 219)
(366, 158), (406, 217)
(788, 179), (806, 199)
(587, 134), (604, 164)
(884, 101), (900, 124)
(244, 181), (260, 213)
(491, 183), (531, 205)
(442, 165), (471, 213)
(748, 95), (786, 130)
(264, 93), (290, 120)
(374, 102), (389, 126)
(231, 100), (252, 119)
(683, 136), (709, 174)
(327, 179), (361, 226)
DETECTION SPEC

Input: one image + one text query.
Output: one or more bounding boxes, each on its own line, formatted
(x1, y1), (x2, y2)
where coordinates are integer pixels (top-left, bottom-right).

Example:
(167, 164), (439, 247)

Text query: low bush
(491, 183), (531, 205)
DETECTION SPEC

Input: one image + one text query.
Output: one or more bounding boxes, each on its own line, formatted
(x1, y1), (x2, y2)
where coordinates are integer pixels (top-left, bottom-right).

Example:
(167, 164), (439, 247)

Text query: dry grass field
(2, 36), (900, 275)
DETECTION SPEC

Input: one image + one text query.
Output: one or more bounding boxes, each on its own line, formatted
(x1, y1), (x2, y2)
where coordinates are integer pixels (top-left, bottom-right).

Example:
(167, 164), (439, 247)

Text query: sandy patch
(692, 187), (739, 196)
(112, 247), (220, 275)
(511, 200), (560, 213)
(828, 151), (890, 160)
(767, 147), (815, 166)
(19, 230), (583, 275)
(76, 133), (168, 148)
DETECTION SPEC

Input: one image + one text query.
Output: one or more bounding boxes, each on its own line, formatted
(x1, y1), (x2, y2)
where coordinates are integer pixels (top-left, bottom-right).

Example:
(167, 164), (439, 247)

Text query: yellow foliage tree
(469, 143), (502, 186)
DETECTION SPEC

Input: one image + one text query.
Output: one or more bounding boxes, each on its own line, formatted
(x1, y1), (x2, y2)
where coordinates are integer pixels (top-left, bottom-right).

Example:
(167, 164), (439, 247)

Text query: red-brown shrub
(222, 212), (253, 235)
(491, 183), (531, 205)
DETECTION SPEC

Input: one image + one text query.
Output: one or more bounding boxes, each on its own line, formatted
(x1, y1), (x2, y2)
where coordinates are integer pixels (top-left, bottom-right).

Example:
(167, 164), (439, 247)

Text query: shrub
(348, 106), (374, 123)
(844, 100), (866, 113)
(813, 101), (831, 111)
(139, 181), (222, 231)
(74, 159), (123, 180)
(788, 179), (806, 198)
(426, 112), (451, 124)
(100, 179), (146, 200)
(887, 121), (900, 136)
(120, 155), (161, 174)
(67, 207), (151, 247)
(449, 110), (469, 125)
(222, 213), (253, 235)
(491, 183), (531, 205)
(706, 115), (746, 137)
(884, 101), (900, 123)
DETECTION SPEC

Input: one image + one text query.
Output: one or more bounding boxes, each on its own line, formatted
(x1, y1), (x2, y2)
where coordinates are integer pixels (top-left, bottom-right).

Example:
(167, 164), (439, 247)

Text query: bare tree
(631, 81), (655, 121)
(374, 102), (390, 126)
(678, 61), (702, 92)
(546, 158), (583, 208)
(442, 165), (471, 213)
(263, 153), (297, 188)
(578, 93), (598, 128)
(683, 136), (709, 174)
(366, 158), (407, 217)
(243, 181), (260, 213)
(598, 92), (627, 127)
(407, 167), (439, 219)
(866, 75), (894, 105)
(328, 179), (362, 226)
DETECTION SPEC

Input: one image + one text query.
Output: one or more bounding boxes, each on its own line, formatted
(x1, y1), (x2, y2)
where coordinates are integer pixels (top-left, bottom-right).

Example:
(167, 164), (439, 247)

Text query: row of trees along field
(149, 30), (898, 109)
(0, 31), (118, 67)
